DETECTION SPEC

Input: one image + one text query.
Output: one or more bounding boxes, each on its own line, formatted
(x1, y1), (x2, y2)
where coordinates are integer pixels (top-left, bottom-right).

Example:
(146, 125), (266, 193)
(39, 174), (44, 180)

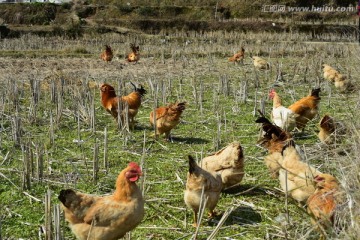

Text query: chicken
(288, 88), (321, 131)
(199, 142), (244, 190)
(228, 47), (245, 64)
(322, 64), (354, 92)
(184, 155), (222, 227)
(334, 75), (355, 93)
(256, 115), (292, 178)
(279, 140), (322, 203)
(100, 45), (113, 62)
(322, 64), (339, 83)
(126, 43), (140, 63)
(58, 162), (144, 240)
(318, 115), (336, 144)
(149, 102), (186, 140)
(252, 56), (270, 70)
(100, 82), (146, 129)
(269, 89), (297, 132)
(318, 114), (346, 145)
(307, 173), (341, 236)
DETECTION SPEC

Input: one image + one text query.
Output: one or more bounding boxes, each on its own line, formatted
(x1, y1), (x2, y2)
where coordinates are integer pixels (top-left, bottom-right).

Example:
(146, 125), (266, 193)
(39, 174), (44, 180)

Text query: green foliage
(65, 22), (83, 39)
(137, 6), (159, 17)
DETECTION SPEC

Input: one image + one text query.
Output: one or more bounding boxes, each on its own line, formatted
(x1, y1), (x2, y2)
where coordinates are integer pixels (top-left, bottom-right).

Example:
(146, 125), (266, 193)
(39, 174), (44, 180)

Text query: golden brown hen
(126, 43), (140, 64)
(199, 142), (245, 190)
(252, 56), (270, 70)
(149, 102), (186, 140)
(279, 140), (322, 203)
(184, 155), (222, 227)
(307, 173), (342, 238)
(58, 162), (144, 240)
(228, 47), (245, 64)
(100, 45), (113, 62)
(100, 83), (146, 129)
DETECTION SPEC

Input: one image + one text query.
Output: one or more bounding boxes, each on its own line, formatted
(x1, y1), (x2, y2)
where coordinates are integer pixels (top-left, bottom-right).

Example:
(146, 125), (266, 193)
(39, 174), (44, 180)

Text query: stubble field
(0, 30), (359, 239)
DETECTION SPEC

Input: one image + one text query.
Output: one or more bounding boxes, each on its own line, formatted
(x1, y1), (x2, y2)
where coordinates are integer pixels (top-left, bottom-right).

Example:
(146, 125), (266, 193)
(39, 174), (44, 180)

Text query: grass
(0, 28), (359, 239)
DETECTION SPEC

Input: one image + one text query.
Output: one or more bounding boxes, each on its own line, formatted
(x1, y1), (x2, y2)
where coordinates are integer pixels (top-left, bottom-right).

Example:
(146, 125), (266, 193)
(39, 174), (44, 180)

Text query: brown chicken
(252, 56), (270, 70)
(288, 88), (321, 131)
(279, 140), (322, 203)
(100, 45), (113, 62)
(318, 115), (336, 144)
(184, 155), (222, 227)
(199, 142), (244, 190)
(58, 162), (144, 240)
(126, 43), (140, 63)
(307, 174), (341, 237)
(149, 102), (186, 140)
(318, 114), (346, 145)
(100, 82), (146, 129)
(256, 115), (292, 178)
(228, 47), (245, 64)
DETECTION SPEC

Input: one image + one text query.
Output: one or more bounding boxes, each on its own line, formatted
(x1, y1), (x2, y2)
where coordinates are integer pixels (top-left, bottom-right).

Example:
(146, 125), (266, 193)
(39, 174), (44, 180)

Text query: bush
(0, 25), (10, 39)
(137, 6), (159, 17)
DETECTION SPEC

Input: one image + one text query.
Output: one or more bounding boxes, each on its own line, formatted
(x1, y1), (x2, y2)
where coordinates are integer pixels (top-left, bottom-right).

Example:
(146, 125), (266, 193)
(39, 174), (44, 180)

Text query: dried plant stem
(53, 204), (61, 240)
(93, 139), (99, 183)
(207, 206), (235, 240)
(103, 127), (108, 174)
(45, 189), (52, 240)
(193, 185), (208, 239)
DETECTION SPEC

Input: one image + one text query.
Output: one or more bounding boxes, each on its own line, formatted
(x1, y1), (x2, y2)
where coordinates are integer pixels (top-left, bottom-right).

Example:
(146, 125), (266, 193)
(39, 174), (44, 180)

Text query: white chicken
(269, 89), (297, 132)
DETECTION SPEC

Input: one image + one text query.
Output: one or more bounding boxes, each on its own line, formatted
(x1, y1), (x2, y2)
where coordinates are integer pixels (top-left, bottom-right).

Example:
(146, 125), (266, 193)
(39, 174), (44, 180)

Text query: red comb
(314, 175), (324, 182)
(128, 162), (141, 171)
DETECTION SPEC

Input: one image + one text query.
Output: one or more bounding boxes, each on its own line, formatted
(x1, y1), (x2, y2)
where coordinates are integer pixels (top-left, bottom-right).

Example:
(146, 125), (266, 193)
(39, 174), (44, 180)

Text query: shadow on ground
(208, 205), (262, 226)
(171, 136), (209, 144)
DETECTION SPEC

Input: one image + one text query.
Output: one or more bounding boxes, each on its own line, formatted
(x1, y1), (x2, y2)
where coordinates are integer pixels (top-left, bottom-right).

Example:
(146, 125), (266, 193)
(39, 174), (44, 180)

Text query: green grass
(0, 29), (359, 239)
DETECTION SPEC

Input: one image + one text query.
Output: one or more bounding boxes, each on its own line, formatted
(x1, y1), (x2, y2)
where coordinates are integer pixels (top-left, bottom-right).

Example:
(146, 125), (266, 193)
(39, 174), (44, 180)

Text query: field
(0, 28), (359, 240)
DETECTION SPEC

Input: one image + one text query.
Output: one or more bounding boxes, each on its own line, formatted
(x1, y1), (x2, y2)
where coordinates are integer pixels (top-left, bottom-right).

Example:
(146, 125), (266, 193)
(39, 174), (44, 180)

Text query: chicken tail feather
(255, 116), (271, 125)
(311, 88), (321, 98)
(188, 155), (197, 174)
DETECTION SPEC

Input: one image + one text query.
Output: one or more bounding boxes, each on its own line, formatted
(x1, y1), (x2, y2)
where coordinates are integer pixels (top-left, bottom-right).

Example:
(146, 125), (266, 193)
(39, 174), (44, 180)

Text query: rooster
(58, 162), (144, 240)
(126, 43), (140, 63)
(100, 45), (113, 62)
(100, 83), (146, 129)
(228, 47), (245, 64)
(307, 174), (342, 237)
(199, 142), (244, 190)
(252, 56), (270, 70)
(149, 102), (186, 140)
(269, 89), (297, 132)
(288, 88), (321, 131)
(256, 115), (292, 178)
(279, 140), (322, 203)
(184, 155), (222, 227)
